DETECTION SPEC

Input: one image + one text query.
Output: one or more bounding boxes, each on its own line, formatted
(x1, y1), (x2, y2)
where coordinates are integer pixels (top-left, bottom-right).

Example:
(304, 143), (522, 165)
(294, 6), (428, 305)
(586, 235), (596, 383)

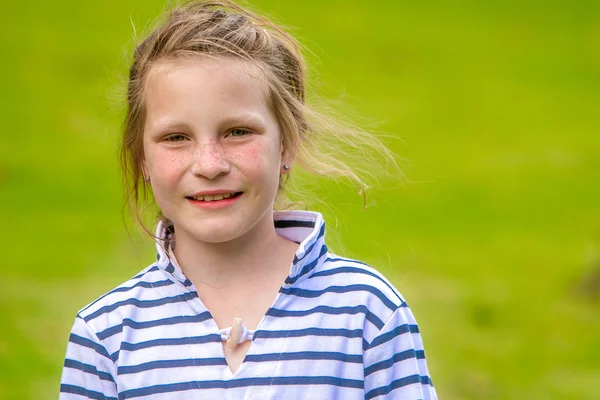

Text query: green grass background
(1, 0), (599, 398)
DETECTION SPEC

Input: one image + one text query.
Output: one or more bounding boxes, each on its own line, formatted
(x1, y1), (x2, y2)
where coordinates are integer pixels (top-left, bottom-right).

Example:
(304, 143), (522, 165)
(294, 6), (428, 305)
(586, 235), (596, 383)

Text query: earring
(144, 175), (150, 182)
(283, 164), (290, 171)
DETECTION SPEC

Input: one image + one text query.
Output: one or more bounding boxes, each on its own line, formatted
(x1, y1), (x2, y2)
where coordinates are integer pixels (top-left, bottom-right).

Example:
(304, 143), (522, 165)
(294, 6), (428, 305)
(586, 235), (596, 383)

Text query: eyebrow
(146, 119), (190, 135)
(147, 113), (267, 134)
(218, 112), (265, 128)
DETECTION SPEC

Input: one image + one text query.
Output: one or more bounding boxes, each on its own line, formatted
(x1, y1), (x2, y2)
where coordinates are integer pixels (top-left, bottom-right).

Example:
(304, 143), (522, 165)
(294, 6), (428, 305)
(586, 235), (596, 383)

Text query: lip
(188, 189), (241, 197)
(186, 191), (243, 209)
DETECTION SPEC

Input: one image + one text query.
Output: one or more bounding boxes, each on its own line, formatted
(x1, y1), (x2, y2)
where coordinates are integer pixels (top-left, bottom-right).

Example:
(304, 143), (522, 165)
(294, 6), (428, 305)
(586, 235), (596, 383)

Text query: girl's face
(142, 58), (289, 245)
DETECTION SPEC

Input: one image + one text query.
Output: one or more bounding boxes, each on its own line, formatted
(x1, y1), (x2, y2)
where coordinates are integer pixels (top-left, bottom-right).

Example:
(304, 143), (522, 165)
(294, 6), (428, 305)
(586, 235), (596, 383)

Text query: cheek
(233, 141), (280, 178)
(146, 147), (189, 186)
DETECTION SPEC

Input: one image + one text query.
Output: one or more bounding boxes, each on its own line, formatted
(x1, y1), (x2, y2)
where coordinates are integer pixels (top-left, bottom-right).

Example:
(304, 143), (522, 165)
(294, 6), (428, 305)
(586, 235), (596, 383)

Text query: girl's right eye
(163, 134), (187, 142)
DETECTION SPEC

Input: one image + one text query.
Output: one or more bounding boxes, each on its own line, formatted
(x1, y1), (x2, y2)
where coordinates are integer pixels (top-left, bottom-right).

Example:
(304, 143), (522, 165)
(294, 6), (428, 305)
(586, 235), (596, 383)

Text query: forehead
(142, 56), (276, 130)
(144, 56), (269, 101)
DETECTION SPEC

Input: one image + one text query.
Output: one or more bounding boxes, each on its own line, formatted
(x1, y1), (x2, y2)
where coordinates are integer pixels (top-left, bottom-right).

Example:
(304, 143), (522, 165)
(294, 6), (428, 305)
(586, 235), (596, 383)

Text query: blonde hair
(120, 0), (397, 232)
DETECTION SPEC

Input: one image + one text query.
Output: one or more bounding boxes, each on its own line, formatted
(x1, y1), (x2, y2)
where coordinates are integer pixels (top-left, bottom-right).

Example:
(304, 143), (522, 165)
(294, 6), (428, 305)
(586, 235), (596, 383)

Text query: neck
(171, 213), (296, 289)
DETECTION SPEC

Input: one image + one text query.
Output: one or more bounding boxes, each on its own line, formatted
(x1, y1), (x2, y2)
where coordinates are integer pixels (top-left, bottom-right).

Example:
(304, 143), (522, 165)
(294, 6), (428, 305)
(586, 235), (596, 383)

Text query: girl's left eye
(228, 128), (252, 137)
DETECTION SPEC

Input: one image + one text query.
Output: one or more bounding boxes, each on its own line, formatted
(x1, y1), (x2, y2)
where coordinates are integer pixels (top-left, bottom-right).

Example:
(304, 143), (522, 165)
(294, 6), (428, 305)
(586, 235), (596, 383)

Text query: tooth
(191, 193), (236, 201)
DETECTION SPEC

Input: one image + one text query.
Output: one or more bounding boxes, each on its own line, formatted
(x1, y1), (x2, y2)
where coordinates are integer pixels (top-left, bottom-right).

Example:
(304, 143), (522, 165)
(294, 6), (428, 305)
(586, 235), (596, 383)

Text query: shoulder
(297, 254), (409, 335)
(74, 263), (183, 338)
(313, 253), (407, 307)
(312, 255), (429, 349)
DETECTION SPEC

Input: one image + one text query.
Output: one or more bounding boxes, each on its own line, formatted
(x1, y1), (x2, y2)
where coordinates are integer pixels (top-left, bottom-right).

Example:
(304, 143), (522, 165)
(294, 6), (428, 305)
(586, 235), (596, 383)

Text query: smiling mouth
(186, 192), (243, 202)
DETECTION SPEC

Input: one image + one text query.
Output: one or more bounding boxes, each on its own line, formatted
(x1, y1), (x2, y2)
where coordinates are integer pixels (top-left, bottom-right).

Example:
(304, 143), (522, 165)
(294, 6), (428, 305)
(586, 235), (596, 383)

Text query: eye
(163, 134), (187, 142)
(228, 128), (252, 138)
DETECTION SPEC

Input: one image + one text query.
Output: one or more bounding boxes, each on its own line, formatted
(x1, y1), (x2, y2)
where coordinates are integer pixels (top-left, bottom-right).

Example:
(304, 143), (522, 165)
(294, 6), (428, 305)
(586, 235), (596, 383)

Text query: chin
(165, 199), (275, 245)
(176, 217), (250, 245)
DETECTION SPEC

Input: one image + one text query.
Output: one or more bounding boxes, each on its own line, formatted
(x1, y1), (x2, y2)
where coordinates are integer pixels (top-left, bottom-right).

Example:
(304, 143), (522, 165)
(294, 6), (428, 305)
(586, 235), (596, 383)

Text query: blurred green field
(1, 0), (599, 398)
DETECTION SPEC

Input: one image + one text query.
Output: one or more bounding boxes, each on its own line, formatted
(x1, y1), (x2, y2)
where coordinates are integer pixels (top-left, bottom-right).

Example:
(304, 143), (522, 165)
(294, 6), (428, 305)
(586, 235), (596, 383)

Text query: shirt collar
(154, 210), (328, 288)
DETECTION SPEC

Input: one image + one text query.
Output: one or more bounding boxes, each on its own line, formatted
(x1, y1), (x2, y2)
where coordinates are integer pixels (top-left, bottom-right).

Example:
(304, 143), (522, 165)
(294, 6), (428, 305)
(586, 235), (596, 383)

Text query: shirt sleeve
(59, 315), (118, 400)
(363, 304), (437, 400)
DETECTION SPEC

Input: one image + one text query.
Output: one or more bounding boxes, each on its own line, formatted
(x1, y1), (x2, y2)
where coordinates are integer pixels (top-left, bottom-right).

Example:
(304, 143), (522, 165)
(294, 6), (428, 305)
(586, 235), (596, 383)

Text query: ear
(280, 141), (295, 173)
(141, 160), (149, 181)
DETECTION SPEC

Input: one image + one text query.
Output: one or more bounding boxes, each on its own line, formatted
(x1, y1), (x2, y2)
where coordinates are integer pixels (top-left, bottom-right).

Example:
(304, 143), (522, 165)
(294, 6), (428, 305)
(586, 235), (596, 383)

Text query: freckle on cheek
(154, 154), (184, 178)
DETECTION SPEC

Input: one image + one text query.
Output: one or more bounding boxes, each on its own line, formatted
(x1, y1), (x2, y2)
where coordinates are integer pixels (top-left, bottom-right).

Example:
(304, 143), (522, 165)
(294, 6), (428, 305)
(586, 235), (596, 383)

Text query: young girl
(60, 1), (437, 398)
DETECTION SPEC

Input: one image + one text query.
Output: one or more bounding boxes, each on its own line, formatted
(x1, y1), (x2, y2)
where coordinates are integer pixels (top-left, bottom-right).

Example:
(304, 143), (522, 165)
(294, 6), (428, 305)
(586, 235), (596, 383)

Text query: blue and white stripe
(60, 211), (437, 399)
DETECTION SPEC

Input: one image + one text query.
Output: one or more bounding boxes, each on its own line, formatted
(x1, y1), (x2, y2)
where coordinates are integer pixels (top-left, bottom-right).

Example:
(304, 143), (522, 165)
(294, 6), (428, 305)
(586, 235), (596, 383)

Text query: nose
(190, 139), (231, 180)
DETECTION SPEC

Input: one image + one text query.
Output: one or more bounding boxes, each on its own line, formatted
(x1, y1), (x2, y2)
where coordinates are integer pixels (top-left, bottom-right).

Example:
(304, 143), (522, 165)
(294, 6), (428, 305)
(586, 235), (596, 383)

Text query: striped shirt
(60, 211), (437, 399)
